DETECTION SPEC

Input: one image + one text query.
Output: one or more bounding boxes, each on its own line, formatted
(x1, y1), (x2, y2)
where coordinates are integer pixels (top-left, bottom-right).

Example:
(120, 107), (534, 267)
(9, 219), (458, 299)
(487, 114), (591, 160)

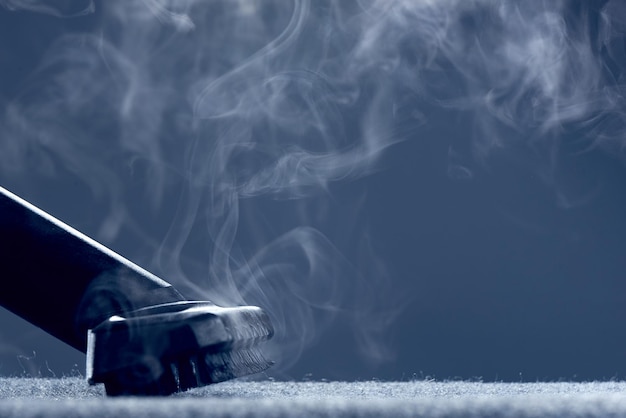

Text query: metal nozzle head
(86, 301), (274, 396)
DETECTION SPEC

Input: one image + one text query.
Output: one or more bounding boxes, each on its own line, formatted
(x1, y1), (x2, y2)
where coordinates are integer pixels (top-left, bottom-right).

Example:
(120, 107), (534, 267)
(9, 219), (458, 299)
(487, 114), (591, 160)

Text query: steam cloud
(1, 0), (625, 374)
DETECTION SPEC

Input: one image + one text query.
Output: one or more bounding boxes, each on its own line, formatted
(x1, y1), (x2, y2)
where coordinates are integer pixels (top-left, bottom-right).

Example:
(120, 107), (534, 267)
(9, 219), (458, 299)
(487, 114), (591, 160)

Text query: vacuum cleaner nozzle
(0, 186), (274, 396)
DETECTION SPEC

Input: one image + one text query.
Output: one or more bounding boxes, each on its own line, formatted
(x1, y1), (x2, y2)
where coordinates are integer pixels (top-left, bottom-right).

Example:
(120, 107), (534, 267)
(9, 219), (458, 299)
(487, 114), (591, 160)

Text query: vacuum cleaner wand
(0, 186), (274, 395)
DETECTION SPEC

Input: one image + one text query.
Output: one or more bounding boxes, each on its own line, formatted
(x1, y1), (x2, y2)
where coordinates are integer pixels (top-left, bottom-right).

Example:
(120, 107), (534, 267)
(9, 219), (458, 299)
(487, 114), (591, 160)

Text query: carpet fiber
(0, 378), (625, 417)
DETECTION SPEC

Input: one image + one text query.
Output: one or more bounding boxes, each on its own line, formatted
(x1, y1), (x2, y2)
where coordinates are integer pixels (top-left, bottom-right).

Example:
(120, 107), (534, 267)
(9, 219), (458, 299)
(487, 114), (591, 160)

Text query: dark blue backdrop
(1, 0), (626, 382)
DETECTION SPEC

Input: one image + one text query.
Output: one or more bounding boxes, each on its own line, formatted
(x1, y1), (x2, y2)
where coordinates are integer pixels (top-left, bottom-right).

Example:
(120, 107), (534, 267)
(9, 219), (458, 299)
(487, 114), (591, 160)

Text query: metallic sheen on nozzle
(0, 186), (274, 396)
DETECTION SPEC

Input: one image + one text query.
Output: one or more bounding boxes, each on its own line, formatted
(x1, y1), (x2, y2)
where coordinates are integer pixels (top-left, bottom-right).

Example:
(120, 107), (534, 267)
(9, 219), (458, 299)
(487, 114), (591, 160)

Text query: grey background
(1, 0), (626, 382)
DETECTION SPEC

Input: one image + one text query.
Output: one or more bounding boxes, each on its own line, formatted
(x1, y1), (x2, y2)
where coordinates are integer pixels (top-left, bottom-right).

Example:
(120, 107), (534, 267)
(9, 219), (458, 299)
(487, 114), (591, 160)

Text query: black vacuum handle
(0, 186), (184, 352)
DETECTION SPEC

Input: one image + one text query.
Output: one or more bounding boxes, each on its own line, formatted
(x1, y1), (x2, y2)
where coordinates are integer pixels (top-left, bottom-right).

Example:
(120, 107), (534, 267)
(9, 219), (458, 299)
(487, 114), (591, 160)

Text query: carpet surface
(0, 378), (625, 417)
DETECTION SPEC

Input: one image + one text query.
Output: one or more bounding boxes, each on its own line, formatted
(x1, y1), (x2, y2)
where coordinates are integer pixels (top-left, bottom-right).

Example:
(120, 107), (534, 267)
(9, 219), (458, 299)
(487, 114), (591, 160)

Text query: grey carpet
(1, 378), (626, 417)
